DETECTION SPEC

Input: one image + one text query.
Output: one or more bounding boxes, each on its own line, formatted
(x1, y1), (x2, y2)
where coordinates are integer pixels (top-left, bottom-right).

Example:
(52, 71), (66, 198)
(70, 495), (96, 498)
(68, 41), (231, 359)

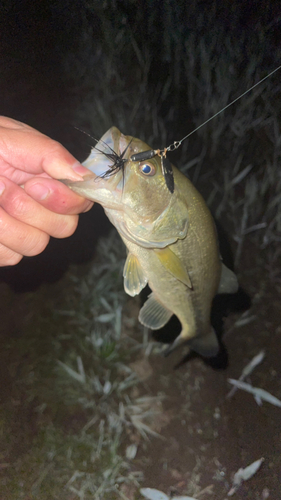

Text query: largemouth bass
(63, 127), (238, 357)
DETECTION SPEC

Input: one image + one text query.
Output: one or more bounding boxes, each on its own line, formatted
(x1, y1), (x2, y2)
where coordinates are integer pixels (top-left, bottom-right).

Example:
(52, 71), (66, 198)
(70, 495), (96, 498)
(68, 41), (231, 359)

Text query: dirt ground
(121, 246), (281, 499)
(0, 236), (280, 500)
(135, 254), (281, 500)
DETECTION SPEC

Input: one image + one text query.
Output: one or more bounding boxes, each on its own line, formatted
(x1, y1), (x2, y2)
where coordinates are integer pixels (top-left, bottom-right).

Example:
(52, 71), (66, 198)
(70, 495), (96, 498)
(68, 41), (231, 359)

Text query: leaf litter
(227, 379), (281, 408)
(140, 488), (198, 500)
(227, 458), (265, 496)
(226, 350), (265, 398)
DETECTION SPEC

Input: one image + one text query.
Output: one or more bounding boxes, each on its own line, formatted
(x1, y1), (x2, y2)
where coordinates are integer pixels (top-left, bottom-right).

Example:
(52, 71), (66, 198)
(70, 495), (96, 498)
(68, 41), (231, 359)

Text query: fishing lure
(89, 137), (131, 179)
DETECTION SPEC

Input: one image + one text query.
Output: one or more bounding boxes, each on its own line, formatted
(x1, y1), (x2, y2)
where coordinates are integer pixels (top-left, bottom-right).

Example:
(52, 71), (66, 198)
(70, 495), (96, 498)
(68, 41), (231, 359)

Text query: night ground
(0, 1), (281, 498)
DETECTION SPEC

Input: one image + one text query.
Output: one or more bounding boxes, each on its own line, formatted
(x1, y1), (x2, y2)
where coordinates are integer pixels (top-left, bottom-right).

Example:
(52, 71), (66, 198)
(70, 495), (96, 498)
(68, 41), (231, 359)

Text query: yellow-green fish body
(63, 127), (238, 356)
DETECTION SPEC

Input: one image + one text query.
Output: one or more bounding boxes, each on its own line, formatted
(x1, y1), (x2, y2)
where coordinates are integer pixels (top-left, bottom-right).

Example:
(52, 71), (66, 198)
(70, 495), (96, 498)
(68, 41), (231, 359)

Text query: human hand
(0, 116), (93, 266)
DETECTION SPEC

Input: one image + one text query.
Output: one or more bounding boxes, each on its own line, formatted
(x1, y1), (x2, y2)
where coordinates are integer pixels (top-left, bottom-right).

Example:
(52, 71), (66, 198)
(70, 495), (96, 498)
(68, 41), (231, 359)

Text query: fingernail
(27, 183), (51, 200)
(0, 181), (5, 195)
(72, 162), (91, 176)
(47, 159), (86, 181)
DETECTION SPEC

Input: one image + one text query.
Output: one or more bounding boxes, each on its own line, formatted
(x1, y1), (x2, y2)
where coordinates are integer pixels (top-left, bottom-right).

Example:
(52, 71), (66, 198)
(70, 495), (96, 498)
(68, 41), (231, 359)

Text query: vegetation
(1, 1), (280, 498)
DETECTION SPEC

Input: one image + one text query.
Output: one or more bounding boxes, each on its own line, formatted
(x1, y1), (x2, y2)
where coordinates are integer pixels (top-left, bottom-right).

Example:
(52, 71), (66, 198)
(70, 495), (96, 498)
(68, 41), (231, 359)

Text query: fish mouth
(83, 127), (128, 178)
(60, 127), (130, 209)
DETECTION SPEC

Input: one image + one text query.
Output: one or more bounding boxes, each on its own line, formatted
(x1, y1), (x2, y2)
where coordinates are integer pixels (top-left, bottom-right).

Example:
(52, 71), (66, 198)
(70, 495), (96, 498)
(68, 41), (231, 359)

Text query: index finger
(0, 116), (90, 183)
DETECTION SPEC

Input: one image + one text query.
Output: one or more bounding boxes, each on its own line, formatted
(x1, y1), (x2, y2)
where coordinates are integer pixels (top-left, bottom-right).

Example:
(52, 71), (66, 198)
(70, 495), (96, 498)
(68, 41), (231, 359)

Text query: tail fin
(187, 327), (219, 358)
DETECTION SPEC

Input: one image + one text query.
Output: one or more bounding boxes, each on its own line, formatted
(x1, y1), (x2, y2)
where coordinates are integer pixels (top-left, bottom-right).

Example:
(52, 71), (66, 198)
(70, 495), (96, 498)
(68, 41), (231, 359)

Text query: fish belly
(123, 238), (210, 341)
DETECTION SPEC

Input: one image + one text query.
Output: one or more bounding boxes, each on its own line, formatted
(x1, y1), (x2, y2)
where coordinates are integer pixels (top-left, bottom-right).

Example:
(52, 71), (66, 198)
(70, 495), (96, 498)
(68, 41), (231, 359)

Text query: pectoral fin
(123, 253), (148, 297)
(139, 293), (173, 329)
(154, 247), (192, 288)
(217, 263), (239, 294)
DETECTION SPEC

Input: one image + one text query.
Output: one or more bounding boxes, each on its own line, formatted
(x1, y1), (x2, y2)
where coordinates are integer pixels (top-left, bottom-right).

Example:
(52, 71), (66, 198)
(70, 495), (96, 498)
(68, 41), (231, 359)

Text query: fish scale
(61, 127), (238, 357)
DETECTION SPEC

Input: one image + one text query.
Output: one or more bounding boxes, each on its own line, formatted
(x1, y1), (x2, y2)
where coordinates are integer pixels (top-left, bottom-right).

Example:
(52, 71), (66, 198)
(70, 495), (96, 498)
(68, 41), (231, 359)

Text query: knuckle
(0, 180), (30, 219)
(45, 139), (65, 159)
(24, 232), (50, 256)
(6, 191), (29, 218)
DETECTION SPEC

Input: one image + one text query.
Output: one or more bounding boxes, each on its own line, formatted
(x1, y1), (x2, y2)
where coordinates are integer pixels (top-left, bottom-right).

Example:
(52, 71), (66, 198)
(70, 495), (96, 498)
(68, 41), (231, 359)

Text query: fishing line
(76, 65), (281, 194)
(165, 63), (281, 153)
(130, 64), (281, 192)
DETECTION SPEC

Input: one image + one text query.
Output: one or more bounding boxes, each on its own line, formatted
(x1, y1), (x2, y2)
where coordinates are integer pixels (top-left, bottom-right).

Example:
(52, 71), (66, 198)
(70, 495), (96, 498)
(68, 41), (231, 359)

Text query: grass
(0, 233), (164, 499)
(1, 1), (281, 498)
(68, 1), (281, 263)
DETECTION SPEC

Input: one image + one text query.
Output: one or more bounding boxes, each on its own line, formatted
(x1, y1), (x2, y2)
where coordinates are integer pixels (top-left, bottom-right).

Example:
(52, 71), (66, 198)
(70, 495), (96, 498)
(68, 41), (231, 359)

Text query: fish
(62, 127), (238, 357)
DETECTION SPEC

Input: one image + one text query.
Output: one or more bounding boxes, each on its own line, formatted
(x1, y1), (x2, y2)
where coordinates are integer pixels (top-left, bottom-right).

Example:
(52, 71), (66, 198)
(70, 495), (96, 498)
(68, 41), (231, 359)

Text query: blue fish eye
(139, 163), (155, 176)
(142, 164), (151, 174)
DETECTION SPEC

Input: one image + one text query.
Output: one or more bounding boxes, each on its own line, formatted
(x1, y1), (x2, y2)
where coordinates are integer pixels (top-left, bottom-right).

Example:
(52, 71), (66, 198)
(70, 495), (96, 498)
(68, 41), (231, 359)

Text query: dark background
(0, 0), (280, 290)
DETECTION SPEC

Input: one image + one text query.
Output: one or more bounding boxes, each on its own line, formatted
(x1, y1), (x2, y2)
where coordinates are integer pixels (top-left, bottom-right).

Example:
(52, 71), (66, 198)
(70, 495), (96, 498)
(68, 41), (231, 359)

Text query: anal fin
(165, 327), (219, 358)
(123, 253), (148, 297)
(217, 263), (239, 294)
(139, 293), (173, 329)
(187, 327), (219, 357)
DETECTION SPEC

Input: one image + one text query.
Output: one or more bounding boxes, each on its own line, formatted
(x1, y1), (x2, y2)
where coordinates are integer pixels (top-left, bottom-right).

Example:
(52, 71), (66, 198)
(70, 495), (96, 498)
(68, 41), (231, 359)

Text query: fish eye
(139, 163), (155, 176)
